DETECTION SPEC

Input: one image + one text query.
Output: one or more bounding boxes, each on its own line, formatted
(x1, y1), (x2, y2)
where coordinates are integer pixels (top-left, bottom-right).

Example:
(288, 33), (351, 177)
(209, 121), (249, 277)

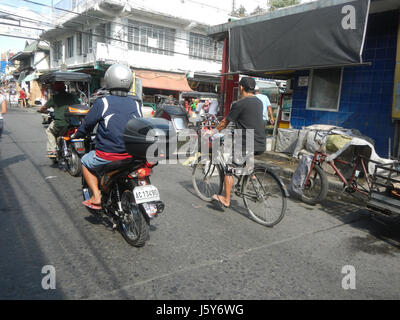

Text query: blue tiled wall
(290, 11), (398, 158)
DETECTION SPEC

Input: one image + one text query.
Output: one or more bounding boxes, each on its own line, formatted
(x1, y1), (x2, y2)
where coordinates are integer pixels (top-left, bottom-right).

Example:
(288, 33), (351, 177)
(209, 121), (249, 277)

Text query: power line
(0, 33), (40, 41)
(22, 0), (223, 48)
(1, 9), (223, 62)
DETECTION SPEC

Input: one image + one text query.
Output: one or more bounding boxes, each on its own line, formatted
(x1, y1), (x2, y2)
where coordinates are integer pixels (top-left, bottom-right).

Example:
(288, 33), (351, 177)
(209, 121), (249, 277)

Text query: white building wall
(33, 51), (50, 72)
(48, 9), (222, 75)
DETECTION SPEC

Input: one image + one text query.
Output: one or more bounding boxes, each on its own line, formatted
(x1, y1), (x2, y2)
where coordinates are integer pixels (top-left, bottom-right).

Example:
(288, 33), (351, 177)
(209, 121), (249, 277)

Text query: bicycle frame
(305, 151), (371, 196)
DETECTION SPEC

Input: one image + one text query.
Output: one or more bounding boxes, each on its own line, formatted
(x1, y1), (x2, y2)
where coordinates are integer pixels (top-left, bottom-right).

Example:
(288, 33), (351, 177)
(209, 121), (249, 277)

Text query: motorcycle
(38, 71), (92, 176)
(82, 117), (174, 247)
(52, 105), (90, 177)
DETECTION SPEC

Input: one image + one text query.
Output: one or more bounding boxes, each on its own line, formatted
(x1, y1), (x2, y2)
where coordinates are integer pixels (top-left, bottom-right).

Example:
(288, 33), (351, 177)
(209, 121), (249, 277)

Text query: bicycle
(191, 132), (288, 227)
(302, 150), (371, 205)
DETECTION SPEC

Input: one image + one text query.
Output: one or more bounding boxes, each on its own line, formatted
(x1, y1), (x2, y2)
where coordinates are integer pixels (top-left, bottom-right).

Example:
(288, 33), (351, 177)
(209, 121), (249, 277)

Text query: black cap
(239, 77), (256, 92)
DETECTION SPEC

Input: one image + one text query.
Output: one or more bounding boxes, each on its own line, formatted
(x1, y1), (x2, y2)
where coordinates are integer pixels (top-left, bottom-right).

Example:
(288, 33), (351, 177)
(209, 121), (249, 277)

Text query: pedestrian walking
(0, 88), (7, 138)
(19, 88), (27, 108)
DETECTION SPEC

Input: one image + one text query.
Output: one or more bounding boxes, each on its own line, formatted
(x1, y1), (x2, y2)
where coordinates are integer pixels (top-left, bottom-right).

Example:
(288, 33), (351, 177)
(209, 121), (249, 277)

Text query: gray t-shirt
(226, 95), (266, 153)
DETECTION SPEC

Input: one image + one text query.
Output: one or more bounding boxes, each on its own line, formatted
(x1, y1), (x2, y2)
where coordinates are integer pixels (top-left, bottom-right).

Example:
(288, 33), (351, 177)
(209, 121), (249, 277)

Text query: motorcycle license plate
(133, 185), (160, 204)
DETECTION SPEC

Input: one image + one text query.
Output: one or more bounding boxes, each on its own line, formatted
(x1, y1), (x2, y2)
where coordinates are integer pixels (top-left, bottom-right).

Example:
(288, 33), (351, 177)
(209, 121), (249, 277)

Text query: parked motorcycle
(82, 117), (175, 247)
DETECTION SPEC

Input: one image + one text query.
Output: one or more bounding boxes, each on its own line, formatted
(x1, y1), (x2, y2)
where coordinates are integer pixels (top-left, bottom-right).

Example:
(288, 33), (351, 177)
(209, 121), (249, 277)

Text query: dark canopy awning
(38, 71), (91, 84)
(229, 0), (371, 73)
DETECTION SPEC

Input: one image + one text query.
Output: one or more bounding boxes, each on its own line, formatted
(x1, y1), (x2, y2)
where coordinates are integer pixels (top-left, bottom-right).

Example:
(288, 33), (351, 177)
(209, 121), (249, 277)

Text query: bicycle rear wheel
(301, 165), (328, 205)
(242, 166), (286, 227)
(192, 160), (223, 202)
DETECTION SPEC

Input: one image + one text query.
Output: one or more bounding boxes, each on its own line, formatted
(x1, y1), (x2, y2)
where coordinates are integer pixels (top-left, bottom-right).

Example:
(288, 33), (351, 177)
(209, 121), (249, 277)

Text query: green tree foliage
(268, 0), (300, 11)
(231, 5), (247, 17)
(251, 5), (267, 16)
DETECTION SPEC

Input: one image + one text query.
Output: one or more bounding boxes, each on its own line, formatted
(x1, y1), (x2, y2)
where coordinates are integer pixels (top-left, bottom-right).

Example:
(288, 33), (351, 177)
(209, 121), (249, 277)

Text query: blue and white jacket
(75, 95), (142, 154)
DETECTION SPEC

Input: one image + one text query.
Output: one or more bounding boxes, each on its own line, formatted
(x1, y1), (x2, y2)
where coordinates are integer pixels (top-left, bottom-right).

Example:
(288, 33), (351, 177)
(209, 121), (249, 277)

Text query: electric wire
(0, 9), (223, 62)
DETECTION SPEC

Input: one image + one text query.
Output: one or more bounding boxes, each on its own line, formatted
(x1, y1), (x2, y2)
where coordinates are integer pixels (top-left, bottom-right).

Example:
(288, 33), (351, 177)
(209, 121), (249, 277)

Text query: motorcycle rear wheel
(120, 190), (149, 247)
(67, 148), (82, 177)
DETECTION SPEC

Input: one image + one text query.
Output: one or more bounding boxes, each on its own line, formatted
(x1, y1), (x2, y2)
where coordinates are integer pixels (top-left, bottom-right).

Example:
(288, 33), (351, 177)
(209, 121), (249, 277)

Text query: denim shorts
(81, 150), (112, 172)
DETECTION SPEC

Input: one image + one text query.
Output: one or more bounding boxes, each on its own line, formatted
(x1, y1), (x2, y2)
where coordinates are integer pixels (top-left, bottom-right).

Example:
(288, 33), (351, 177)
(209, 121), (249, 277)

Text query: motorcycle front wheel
(120, 190), (149, 247)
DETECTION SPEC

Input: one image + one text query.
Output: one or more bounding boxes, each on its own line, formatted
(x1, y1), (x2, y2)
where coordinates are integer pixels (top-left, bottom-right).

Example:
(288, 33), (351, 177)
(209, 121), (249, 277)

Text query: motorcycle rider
(39, 81), (80, 158)
(73, 64), (142, 210)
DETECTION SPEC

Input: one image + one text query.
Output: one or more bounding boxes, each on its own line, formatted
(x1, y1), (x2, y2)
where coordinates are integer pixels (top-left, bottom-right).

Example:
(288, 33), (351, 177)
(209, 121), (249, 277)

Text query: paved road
(0, 107), (399, 300)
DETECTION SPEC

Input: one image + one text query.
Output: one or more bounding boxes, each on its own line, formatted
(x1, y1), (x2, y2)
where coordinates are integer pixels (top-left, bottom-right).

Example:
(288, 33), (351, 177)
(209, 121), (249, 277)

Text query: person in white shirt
(0, 91), (7, 138)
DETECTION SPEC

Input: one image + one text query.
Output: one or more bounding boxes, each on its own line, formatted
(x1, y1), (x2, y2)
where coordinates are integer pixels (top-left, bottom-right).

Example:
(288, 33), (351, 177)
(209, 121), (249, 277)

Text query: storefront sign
(298, 76), (309, 87)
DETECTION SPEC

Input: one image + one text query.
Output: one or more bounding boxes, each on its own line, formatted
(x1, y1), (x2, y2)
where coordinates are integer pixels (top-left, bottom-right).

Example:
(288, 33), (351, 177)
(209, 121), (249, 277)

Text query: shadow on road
(0, 166), (65, 299)
(291, 196), (400, 254)
(0, 154), (27, 169)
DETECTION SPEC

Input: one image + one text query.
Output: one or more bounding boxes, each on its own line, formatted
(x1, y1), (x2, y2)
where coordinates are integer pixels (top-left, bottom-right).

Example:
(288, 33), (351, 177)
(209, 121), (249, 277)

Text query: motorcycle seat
(99, 158), (143, 174)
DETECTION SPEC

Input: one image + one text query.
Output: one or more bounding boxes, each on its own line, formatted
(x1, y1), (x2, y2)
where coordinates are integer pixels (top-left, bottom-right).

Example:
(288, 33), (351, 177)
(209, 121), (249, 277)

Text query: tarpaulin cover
(229, 0), (370, 73)
(135, 70), (193, 92)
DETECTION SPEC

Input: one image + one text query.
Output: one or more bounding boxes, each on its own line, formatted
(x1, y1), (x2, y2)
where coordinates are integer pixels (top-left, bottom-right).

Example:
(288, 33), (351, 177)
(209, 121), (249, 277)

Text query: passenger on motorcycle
(39, 82), (80, 158)
(73, 64), (143, 210)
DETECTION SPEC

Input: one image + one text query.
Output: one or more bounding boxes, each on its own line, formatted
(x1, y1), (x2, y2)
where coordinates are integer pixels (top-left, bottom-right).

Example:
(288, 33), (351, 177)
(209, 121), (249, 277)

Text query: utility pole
(231, 0), (235, 14)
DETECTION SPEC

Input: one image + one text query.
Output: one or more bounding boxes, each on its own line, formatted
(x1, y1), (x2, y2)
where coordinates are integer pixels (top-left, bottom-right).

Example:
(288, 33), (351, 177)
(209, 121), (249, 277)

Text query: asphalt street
(0, 106), (399, 300)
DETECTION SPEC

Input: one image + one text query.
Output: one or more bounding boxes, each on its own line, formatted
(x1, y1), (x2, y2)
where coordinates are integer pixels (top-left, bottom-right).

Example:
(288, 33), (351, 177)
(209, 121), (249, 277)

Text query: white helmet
(104, 63), (133, 92)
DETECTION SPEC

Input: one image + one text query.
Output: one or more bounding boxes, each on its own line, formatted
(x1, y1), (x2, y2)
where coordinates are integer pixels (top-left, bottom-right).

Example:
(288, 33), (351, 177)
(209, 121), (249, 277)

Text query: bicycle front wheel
(192, 160), (223, 202)
(242, 166), (287, 227)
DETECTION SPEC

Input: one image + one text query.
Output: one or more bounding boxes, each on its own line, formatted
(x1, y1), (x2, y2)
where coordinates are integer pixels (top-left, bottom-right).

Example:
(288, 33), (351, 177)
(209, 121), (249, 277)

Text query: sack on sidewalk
(288, 154), (312, 199)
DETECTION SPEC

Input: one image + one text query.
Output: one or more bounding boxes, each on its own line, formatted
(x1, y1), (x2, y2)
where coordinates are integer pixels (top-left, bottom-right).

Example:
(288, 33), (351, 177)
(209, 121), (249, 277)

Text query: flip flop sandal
(82, 200), (102, 210)
(211, 196), (229, 211)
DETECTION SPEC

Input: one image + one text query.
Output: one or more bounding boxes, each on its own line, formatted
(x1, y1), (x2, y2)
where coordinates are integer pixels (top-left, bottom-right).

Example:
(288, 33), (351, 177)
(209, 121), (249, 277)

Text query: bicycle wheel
(192, 160), (223, 202)
(242, 166), (286, 227)
(301, 165), (328, 205)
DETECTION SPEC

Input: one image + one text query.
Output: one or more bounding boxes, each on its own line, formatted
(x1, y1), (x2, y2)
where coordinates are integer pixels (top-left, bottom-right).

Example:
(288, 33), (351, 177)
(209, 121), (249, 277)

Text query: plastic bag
(288, 154), (313, 198)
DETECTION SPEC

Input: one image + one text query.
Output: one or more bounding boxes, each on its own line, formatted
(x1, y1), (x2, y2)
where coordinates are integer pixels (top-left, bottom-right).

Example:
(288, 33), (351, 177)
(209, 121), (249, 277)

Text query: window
(53, 41), (62, 61)
(95, 23), (111, 44)
(188, 33), (223, 62)
(127, 20), (175, 56)
(76, 32), (82, 56)
(83, 29), (93, 54)
(67, 36), (74, 58)
(306, 68), (343, 111)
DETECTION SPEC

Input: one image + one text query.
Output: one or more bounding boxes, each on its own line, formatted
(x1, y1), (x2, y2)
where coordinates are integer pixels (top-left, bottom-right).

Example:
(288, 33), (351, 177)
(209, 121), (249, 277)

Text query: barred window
(67, 36), (74, 58)
(127, 19), (175, 56)
(95, 23), (111, 44)
(83, 29), (93, 54)
(53, 41), (62, 61)
(76, 32), (82, 56)
(188, 33), (223, 62)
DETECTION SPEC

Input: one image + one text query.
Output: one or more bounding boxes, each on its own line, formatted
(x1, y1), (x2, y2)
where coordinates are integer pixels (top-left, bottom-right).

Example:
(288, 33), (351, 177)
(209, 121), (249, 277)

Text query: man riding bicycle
(211, 77), (266, 209)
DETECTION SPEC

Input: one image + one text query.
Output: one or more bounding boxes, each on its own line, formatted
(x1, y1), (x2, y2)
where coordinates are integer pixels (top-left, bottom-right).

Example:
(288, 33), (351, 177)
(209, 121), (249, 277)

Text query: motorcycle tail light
(146, 161), (156, 168)
(138, 167), (152, 178)
(129, 167), (151, 179)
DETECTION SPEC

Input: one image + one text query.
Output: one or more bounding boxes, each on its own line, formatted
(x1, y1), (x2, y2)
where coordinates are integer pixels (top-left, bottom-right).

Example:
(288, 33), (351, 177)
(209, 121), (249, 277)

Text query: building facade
(41, 0), (224, 95)
(209, 0), (400, 158)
